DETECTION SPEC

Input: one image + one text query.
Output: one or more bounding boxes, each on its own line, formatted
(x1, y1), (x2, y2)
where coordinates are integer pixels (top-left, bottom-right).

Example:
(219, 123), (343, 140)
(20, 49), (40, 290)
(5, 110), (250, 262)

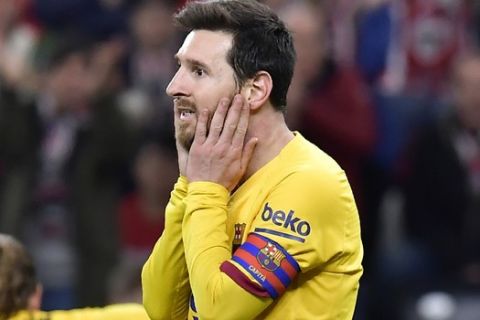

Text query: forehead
(176, 30), (233, 64)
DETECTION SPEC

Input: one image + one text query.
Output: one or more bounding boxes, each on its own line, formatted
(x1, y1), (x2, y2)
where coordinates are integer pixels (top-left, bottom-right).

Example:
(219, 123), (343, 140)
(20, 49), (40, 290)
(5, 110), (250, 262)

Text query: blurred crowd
(1, 0), (480, 319)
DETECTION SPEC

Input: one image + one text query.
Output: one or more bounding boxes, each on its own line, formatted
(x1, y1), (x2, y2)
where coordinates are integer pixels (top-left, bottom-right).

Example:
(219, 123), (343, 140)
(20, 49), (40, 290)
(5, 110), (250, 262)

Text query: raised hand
(186, 94), (257, 192)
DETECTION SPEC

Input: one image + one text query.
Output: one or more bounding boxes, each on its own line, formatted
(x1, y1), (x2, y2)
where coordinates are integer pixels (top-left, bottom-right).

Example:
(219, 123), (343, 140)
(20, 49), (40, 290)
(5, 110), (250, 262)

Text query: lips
(179, 109), (195, 120)
(174, 101), (196, 122)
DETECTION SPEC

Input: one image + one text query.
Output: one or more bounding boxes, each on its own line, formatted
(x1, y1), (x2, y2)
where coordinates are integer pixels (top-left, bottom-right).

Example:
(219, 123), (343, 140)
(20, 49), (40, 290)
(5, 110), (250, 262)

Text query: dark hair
(0, 234), (37, 320)
(175, 0), (296, 111)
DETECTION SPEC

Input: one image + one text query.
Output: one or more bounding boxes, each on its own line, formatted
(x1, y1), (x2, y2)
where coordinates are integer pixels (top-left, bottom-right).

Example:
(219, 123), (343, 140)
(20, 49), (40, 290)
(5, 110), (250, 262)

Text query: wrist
(187, 181), (230, 200)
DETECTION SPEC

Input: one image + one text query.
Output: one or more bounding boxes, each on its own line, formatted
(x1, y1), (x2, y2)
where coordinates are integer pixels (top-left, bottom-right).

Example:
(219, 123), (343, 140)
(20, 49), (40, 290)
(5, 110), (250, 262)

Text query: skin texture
(186, 95), (257, 192)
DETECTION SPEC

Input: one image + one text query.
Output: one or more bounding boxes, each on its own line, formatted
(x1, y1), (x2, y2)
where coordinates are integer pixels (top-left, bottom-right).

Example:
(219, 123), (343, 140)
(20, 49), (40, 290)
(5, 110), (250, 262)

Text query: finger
(193, 108), (209, 145)
(219, 94), (244, 145)
(207, 98), (229, 144)
(241, 137), (258, 171)
(231, 96), (250, 148)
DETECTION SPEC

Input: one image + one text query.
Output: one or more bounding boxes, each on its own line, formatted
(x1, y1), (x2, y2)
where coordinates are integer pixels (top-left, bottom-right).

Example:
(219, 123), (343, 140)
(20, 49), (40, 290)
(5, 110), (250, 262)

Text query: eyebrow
(174, 54), (211, 73)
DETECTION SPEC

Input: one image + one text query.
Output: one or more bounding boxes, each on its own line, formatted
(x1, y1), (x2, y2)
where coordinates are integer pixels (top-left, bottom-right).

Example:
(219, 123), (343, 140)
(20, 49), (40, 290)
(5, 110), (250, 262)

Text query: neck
(242, 106), (294, 182)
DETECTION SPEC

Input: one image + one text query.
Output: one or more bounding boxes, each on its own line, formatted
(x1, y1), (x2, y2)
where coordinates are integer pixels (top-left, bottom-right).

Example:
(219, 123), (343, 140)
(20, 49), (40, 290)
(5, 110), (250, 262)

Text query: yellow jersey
(7, 304), (149, 320)
(142, 132), (363, 320)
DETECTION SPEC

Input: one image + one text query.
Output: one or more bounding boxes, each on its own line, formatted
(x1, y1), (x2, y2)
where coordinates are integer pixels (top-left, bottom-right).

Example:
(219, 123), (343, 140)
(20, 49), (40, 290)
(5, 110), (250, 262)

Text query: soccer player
(0, 234), (149, 320)
(141, 1), (363, 319)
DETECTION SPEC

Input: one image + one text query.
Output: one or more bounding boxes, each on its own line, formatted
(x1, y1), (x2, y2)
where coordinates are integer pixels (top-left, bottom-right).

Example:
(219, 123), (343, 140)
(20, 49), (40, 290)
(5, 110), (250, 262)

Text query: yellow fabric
(8, 304), (149, 320)
(143, 133), (363, 320)
(142, 176), (191, 320)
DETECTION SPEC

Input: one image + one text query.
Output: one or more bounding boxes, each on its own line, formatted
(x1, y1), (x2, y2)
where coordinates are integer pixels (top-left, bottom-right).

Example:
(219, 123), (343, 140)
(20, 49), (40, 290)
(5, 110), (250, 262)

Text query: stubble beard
(175, 121), (195, 151)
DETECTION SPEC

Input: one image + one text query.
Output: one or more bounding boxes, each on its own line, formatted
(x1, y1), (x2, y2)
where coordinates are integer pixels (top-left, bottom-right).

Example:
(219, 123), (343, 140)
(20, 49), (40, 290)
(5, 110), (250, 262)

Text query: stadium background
(1, 0), (479, 319)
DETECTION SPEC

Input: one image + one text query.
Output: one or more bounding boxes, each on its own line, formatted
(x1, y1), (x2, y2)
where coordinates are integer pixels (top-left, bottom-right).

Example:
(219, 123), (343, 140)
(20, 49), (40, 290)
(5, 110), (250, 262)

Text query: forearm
(142, 176), (190, 320)
(182, 182), (267, 320)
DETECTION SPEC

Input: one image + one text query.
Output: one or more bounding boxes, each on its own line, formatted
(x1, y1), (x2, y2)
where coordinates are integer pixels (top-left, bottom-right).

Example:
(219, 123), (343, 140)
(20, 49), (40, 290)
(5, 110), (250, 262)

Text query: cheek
(212, 83), (237, 109)
(196, 92), (225, 115)
(193, 69), (237, 113)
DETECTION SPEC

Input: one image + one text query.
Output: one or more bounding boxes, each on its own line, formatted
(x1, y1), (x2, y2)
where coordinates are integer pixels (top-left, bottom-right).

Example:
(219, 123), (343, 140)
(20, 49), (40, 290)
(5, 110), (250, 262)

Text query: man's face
(166, 30), (238, 150)
(282, 4), (326, 85)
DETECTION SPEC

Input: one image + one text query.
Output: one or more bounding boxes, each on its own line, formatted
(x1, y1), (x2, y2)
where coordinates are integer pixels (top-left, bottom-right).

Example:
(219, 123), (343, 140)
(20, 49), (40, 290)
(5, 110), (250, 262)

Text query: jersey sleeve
(257, 168), (362, 270)
(44, 304), (149, 320)
(142, 176), (191, 320)
(182, 182), (271, 320)
(223, 167), (363, 298)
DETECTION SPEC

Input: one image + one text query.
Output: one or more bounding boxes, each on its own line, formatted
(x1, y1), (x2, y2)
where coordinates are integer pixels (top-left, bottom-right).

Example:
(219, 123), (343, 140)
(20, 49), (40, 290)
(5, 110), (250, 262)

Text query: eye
(193, 67), (206, 77)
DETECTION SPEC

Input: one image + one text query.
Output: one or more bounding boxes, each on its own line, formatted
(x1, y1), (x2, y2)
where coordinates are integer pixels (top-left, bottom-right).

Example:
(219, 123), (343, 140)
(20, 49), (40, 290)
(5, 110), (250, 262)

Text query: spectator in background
(280, 0), (376, 250)
(119, 0), (178, 142)
(0, 0), (40, 96)
(108, 140), (177, 304)
(0, 32), (134, 309)
(354, 1), (471, 304)
(355, 0), (471, 184)
(0, 233), (149, 320)
(366, 52), (480, 320)
(404, 52), (480, 290)
(31, 0), (133, 42)
(116, 1), (179, 238)
(281, 0), (376, 198)
(357, 0), (469, 97)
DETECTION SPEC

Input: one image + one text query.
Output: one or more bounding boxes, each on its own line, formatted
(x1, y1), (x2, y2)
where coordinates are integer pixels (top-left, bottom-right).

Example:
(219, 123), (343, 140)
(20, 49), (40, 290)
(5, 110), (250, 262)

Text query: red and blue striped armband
(220, 233), (300, 299)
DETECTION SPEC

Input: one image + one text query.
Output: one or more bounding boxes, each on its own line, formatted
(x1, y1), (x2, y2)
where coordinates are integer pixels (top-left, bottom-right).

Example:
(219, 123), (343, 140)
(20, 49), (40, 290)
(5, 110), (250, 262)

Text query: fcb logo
(256, 242), (285, 272)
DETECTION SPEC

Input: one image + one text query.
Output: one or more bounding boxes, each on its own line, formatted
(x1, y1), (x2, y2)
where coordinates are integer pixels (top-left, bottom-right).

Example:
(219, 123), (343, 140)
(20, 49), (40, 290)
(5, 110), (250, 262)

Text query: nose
(166, 68), (188, 98)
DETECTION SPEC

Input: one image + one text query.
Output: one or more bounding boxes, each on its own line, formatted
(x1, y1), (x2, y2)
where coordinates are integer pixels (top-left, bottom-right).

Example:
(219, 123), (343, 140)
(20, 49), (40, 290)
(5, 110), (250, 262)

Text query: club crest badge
(256, 242), (285, 272)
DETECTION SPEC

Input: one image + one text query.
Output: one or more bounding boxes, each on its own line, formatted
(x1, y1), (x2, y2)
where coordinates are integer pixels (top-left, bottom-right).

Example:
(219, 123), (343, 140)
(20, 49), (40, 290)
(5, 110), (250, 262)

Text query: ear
(242, 71), (273, 111)
(28, 283), (43, 311)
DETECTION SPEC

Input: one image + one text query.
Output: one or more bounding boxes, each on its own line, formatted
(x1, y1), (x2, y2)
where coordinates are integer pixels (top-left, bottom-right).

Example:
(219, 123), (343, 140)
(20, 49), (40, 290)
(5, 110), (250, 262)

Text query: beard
(175, 120), (195, 151)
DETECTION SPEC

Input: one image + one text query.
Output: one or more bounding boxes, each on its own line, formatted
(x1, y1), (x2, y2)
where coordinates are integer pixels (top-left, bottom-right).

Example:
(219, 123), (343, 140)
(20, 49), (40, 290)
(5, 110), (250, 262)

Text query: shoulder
(280, 134), (347, 187)
(276, 135), (357, 217)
